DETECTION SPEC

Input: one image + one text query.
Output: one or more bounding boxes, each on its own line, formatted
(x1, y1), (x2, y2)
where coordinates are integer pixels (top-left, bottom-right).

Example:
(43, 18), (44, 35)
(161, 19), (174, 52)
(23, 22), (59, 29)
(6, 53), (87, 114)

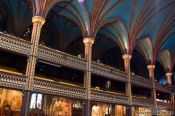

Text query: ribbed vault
(0, 0), (175, 84)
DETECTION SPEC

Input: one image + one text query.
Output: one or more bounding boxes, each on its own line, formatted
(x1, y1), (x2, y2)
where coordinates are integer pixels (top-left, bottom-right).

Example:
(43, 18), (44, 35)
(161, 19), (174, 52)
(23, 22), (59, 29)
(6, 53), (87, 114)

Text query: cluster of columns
(147, 65), (157, 115)
(22, 15), (174, 116)
(166, 72), (174, 112)
(122, 54), (132, 116)
(83, 37), (94, 116)
(23, 16), (45, 116)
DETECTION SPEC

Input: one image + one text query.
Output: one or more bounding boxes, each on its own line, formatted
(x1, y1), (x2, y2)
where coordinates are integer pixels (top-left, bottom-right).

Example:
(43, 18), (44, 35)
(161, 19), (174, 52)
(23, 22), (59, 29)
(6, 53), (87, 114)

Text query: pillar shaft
(83, 38), (94, 116)
(147, 65), (157, 115)
(166, 72), (174, 113)
(171, 93), (174, 114)
(24, 16), (45, 116)
(111, 104), (116, 116)
(26, 16), (45, 90)
(123, 54), (132, 116)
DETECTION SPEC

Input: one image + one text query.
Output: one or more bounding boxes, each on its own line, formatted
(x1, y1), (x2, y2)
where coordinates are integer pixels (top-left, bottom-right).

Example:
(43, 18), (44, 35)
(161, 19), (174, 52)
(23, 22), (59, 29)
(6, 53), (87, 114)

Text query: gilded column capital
(122, 54), (132, 60)
(147, 64), (155, 80)
(166, 72), (172, 77)
(32, 16), (45, 25)
(83, 38), (94, 45)
(166, 72), (172, 85)
(147, 64), (155, 70)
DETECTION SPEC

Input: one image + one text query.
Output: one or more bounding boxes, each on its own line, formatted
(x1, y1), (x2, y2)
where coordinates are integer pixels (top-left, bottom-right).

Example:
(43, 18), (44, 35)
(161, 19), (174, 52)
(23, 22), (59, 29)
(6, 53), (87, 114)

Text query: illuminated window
(30, 93), (42, 109)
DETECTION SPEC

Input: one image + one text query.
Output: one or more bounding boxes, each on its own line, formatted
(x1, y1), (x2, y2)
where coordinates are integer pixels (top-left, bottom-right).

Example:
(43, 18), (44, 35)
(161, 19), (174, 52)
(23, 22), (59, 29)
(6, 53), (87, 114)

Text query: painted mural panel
(0, 88), (22, 116)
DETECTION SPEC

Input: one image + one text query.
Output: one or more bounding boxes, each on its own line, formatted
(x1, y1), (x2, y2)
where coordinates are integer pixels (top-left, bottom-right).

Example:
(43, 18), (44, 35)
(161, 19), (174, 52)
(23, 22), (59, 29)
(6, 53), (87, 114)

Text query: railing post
(147, 64), (157, 116)
(123, 54), (132, 116)
(83, 37), (94, 116)
(23, 16), (45, 116)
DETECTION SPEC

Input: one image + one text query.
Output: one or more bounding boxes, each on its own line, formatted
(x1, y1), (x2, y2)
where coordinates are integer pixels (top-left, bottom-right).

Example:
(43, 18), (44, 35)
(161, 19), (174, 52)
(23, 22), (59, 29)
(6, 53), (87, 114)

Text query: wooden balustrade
(0, 71), (26, 90)
(0, 32), (172, 98)
(0, 32), (30, 56)
(0, 70), (172, 108)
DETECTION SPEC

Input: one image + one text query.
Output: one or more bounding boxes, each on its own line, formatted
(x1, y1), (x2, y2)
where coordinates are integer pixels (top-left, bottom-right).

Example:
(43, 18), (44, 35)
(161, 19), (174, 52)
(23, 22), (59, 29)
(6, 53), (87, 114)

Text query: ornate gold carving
(122, 54), (132, 60)
(147, 64), (155, 69)
(83, 38), (94, 45)
(147, 64), (155, 79)
(32, 16), (45, 25)
(166, 72), (172, 85)
(122, 54), (132, 73)
(166, 72), (172, 77)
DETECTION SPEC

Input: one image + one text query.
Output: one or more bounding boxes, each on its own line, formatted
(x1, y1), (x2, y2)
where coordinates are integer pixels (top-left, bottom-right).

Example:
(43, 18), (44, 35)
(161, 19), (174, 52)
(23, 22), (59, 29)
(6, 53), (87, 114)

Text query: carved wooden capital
(32, 16), (45, 25)
(83, 38), (94, 45)
(166, 72), (172, 77)
(122, 54), (132, 60)
(147, 64), (155, 70)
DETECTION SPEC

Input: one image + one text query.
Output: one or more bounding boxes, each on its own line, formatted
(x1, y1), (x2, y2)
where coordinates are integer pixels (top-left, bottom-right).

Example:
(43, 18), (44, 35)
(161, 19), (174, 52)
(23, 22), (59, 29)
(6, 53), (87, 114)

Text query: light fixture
(73, 101), (82, 109)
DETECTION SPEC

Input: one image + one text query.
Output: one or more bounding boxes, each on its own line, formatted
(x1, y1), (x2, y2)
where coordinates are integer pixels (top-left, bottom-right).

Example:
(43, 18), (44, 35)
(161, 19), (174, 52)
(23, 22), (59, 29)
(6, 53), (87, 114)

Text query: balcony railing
(131, 75), (152, 88)
(91, 89), (128, 104)
(0, 70), (173, 108)
(92, 62), (127, 82)
(132, 97), (173, 110)
(132, 97), (152, 107)
(38, 45), (86, 71)
(0, 32), (30, 55)
(157, 101), (171, 106)
(33, 78), (86, 99)
(157, 101), (172, 110)
(0, 71), (27, 90)
(156, 83), (171, 93)
(0, 32), (172, 94)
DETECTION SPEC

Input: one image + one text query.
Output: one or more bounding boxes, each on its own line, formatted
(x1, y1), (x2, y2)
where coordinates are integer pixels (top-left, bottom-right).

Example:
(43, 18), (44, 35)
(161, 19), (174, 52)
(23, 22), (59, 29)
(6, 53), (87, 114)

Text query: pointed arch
(135, 37), (153, 64)
(157, 49), (172, 73)
(96, 18), (129, 54)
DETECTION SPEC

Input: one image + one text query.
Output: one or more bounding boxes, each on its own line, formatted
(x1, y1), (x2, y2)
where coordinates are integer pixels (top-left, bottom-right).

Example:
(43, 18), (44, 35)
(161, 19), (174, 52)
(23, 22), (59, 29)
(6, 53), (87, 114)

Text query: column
(122, 54), (132, 116)
(24, 16), (45, 116)
(166, 72), (174, 112)
(83, 38), (94, 116)
(147, 65), (157, 115)
(166, 72), (172, 86)
(111, 104), (116, 116)
(171, 93), (174, 115)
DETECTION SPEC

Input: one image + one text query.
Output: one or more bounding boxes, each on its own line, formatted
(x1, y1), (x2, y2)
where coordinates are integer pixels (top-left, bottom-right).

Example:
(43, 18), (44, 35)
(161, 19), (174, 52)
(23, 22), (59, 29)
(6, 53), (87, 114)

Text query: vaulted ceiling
(0, 0), (175, 84)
